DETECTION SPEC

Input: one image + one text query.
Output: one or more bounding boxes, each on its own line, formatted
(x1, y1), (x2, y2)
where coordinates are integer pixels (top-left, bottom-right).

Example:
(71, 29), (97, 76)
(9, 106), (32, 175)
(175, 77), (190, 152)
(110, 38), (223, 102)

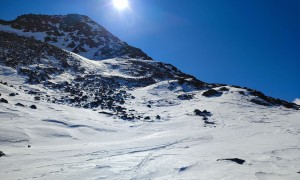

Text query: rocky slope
(0, 14), (151, 60)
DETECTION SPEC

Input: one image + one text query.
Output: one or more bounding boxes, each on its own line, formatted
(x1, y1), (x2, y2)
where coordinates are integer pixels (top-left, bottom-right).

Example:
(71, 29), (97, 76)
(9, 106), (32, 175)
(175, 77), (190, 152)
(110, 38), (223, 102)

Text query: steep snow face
(0, 77), (300, 180)
(0, 14), (152, 60)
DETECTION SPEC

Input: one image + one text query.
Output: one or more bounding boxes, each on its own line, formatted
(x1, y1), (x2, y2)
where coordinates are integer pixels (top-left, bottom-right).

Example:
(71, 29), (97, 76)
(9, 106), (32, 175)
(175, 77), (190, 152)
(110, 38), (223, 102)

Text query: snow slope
(1, 68), (300, 180)
(0, 14), (299, 180)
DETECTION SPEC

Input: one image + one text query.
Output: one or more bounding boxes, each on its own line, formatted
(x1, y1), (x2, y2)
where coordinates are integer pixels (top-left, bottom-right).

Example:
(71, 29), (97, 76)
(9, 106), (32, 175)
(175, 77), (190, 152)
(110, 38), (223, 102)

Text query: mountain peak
(0, 14), (152, 60)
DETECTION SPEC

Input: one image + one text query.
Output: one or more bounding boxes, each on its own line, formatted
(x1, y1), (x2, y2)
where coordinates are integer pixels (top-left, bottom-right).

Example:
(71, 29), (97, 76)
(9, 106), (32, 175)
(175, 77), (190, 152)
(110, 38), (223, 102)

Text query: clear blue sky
(0, 0), (299, 102)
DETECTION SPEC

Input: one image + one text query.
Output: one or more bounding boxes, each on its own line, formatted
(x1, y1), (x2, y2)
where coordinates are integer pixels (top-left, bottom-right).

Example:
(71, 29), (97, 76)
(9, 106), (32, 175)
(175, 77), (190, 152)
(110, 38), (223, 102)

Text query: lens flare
(113, 0), (129, 10)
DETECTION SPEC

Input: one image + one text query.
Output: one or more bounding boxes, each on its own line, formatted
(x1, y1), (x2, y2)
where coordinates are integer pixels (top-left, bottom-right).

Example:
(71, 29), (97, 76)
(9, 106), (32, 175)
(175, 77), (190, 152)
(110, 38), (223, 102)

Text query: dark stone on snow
(0, 98), (8, 103)
(250, 98), (270, 106)
(15, 103), (25, 107)
(219, 87), (229, 91)
(121, 114), (134, 121)
(239, 91), (246, 95)
(156, 115), (161, 119)
(0, 151), (5, 157)
(194, 109), (215, 125)
(177, 94), (194, 100)
(217, 158), (246, 165)
(144, 116), (151, 120)
(28, 90), (39, 95)
(9, 93), (16, 96)
(194, 109), (211, 117)
(30, 105), (37, 109)
(147, 105), (151, 108)
(98, 111), (114, 116)
(204, 121), (215, 125)
(34, 96), (40, 100)
(202, 89), (222, 97)
(178, 166), (188, 172)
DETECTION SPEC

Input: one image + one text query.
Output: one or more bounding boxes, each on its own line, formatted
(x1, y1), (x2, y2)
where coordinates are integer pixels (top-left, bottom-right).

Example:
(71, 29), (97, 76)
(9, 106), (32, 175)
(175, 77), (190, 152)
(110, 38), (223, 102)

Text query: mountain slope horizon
(0, 13), (298, 110)
(0, 13), (152, 60)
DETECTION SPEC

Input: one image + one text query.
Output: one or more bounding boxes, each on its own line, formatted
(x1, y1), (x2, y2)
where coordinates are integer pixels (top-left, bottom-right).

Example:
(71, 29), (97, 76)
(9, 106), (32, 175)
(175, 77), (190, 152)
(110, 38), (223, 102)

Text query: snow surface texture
(1, 60), (300, 180)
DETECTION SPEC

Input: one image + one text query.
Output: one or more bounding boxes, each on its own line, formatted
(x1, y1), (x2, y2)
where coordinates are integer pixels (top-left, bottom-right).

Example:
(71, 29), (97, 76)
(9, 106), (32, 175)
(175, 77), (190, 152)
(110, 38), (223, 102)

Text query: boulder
(0, 98), (8, 103)
(219, 87), (229, 91)
(250, 98), (271, 106)
(239, 91), (246, 95)
(194, 109), (211, 117)
(30, 105), (37, 109)
(202, 89), (222, 97)
(98, 111), (114, 116)
(217, 158), (245, 165)
(144, 116), (151, 120)
(177, 94), (194, 100)
(15, 103), (25, 107)
(0, 151), (5, 157)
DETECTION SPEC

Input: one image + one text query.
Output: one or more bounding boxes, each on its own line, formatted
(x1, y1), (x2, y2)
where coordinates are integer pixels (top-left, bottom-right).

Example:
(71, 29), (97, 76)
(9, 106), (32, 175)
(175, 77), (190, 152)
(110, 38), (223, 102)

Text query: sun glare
(113, 0), (129, 10)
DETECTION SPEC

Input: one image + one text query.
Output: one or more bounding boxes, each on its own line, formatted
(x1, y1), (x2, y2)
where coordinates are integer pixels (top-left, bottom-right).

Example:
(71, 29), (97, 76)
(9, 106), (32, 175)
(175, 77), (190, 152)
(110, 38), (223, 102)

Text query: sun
(113, 0), (129, 10)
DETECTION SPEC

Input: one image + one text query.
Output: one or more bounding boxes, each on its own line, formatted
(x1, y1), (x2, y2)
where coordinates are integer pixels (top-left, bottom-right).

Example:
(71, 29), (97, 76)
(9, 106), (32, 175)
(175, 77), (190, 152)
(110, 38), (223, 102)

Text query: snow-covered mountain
(0, 14), (151, 60)
(0, 14), (300, 180)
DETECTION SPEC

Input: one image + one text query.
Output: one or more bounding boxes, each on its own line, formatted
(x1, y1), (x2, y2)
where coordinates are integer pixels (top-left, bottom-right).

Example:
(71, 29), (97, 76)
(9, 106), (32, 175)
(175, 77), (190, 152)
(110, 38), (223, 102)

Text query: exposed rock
(194, 109), (211, 117)
(120, 114), (134, 121)
(248, 89), (299, 109)
(194, 109), (214, 125)
(250, 98), (270, 106)
(219, 87), (229, 91)
(30, 105), (37, 109)
(98, 111), (114, 116)
(217, 158), (246, 165)
(202, 89), (222, 97)
(0, 98), (8, 103)
(177, 94), (194, 100)
(15, 103), (25, 107)
(204, 121), (215, 125)
(178, 166), (189, 172)
(0, 14), (152, 60)
(0, 151), (5, 157)
(239, 91), (246, 95)
(144, 116), (151, 120)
